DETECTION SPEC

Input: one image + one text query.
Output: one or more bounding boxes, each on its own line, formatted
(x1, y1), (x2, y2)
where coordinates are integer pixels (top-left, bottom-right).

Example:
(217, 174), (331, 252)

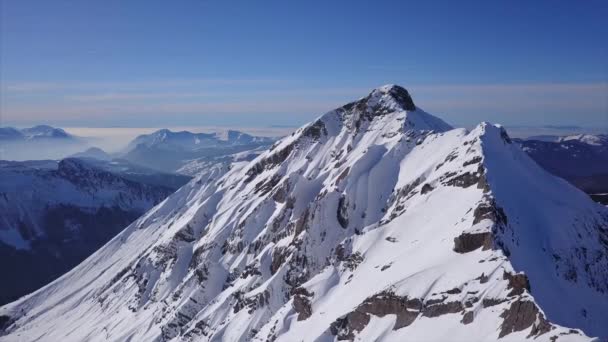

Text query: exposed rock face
(1, 86), (606, 342)
(330, 291), (422, 339)
(453, 232), (493, 253)
(499, 300), (553, 338)
(292, 288), (314, 321)
(504, 271), (531, 297)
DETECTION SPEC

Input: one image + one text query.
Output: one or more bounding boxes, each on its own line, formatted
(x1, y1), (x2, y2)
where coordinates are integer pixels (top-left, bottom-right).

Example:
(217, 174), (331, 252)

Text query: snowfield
(0, 85), (607, 342)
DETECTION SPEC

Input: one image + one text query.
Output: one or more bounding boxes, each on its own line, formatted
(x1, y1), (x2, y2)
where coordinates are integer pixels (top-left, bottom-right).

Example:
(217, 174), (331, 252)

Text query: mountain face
(1, 85), (607, 341)
(515, 134), (608, 196)
(121, 129), (276, 173)
(0, 158), (181, 306)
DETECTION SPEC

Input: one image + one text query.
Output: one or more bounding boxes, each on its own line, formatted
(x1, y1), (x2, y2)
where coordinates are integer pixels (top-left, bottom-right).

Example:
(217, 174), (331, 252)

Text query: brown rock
(503, 271), (531, 296)
(453, 232), (493, 253)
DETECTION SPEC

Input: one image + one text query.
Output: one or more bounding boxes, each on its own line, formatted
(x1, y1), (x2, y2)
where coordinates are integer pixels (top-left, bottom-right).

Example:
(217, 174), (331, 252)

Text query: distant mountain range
(121, 129), (276, 172)
(0, 157), (190, 305)
(0, 125), (82, 161)
(0, 125), (74, 141)
(514, 134), (608, 198)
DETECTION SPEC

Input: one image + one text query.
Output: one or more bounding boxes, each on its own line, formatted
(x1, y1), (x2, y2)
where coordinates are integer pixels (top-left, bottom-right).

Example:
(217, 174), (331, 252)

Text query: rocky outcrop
(330, 291), (423, 339)
(499, 300), (553, 338)
(453, 232), (493, 253)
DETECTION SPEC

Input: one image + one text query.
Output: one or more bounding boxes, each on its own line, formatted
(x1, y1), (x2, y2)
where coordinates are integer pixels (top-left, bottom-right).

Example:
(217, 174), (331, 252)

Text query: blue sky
(1, 0), (607, 128)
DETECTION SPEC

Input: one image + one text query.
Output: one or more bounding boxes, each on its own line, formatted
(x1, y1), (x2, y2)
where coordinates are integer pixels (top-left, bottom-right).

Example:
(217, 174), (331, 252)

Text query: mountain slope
(1, 85), (606, 341)
(0, 158), (181, 306)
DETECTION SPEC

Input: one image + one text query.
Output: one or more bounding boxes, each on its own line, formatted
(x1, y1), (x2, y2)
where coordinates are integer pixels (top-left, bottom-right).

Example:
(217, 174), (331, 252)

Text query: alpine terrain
(1, 85), (607, 341)
(0, 158), (183, 306)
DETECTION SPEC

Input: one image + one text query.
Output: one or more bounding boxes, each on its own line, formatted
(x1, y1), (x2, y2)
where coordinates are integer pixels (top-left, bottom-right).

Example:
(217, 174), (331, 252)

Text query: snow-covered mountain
(515, 134), (608, 195)
(0, 125), (74, 141)
(0, 158), (182, 306)
(0, 125), (84, 161)
(122, 129), (276, 173)
(1, 85), (607, 341)
(525, 134), (608, 146)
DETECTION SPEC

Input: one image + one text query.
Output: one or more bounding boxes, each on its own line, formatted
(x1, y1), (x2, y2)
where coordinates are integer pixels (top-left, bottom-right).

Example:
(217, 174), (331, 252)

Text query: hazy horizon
(1, 1), (607, 129)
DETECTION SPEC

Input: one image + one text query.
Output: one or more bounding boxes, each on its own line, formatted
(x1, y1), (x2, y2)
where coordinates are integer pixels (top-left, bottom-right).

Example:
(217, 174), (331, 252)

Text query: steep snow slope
(1, 85), (607, 342)
(0, 158), (179, 305)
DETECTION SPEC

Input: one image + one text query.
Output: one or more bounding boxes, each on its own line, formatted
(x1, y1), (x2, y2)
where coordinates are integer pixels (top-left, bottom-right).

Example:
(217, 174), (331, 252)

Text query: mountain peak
(368, 84), (417, 111)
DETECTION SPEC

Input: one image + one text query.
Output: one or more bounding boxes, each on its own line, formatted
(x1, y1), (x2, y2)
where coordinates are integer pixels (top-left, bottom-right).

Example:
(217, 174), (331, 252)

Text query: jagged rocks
(270, 247), (290, 275)
(329, 291), (422, 339)
(461, 311), (474, 325)
(473, 200), (508, 226)
(245, 142), (295, 183)
(463, 156), (483, 167)
(302, 120), (327, 140)
(443, 165), (485, 189)
(342, 252), (364, 271)
(330, 311), (370, 341)
(255, 174), (283, 195)
(174, 224), (196, 243)
(422, 300), (464, 318)
(292, 287), (314, 321)
(499, 300), (553, 338)
(503, 271), (531, 296)
(386, 85), (417, 111)
(421, 183), (434, 195)
(453, 232), (493, 253)
(233, 290), (270, 314)
(337, 195), (349, 228)
(483, 298), (507, 308)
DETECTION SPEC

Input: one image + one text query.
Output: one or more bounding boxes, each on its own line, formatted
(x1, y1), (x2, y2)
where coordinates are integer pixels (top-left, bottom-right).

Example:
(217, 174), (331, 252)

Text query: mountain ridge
(1, 85), (606, 341)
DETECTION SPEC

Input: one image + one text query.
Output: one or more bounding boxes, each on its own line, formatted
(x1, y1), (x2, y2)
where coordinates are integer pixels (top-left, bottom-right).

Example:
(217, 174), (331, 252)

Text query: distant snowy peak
(0, 125), (74, 141)
(126, 128), (274, 152)
(21, 125), (71, 139)
(330, 84), (451, 133)
(559, 134), (608, 146)
(525, 133), (608, 146)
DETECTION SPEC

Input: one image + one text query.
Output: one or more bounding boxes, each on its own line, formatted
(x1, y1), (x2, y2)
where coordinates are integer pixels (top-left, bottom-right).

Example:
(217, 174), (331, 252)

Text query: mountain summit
(1, 86), (606, 341)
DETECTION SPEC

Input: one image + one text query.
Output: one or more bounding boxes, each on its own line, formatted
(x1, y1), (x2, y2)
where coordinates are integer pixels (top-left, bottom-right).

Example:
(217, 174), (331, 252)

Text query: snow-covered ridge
(0, 85), (606, 342)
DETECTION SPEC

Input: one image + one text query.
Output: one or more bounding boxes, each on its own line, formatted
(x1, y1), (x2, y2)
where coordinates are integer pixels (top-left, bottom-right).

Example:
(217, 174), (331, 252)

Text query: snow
(0, 85), (605, 342)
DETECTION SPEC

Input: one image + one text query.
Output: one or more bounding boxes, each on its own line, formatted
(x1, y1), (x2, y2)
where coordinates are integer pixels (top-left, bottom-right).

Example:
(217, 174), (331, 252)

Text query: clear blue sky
(1, 0), (607, 128)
